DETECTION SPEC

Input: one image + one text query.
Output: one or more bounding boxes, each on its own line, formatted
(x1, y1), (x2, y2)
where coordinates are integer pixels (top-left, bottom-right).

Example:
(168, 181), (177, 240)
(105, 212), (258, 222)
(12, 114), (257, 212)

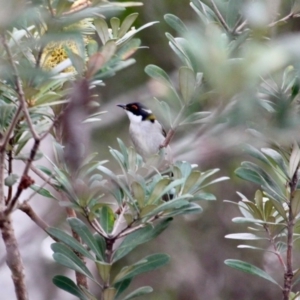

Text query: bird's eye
(131, 104), (138, 110)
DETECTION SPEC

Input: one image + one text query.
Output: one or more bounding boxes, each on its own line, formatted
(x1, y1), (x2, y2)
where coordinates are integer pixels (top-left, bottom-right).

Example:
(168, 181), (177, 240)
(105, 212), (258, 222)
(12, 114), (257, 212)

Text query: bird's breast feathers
(129, 119), (165, 158)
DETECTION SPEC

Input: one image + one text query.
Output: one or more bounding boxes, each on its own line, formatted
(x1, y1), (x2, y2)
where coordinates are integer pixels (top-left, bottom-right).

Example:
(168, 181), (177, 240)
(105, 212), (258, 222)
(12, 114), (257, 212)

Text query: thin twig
(0, 105), (22, 149)
(160, 129), (175, 149)
(6, 140), (40, 214)
(0, 151), (5, 214)
(234, 20), (247, 33)
(47, 0), (55, 17)
(19, 202), (57, 240)
(209, 0), (230, 32)
(268, 12), (294, 28)
(30, 165), (57, 190)
(231, 15), (246, 34)
(6, 140), (13, 204)
(1, 35), (40, 141)
(264, 224), (286, 271)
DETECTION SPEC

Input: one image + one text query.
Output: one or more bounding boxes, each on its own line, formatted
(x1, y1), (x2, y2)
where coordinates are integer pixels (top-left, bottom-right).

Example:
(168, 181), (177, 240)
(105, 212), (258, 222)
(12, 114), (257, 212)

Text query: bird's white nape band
(142, 108), (152, 114)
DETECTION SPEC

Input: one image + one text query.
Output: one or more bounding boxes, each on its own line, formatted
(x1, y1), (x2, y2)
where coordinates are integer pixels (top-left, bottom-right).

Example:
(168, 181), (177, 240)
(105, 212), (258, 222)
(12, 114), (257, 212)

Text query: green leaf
(51, 243), (93, 278)
(243, 144), (270, 165)
(164, 14), (187, 34)
(53, 253), (94, 279)
(113, 253), (170, 284)
(179, 66), (196, 103)
(95, 18), (110, 45)
(47, 227), (94, 260)
(183, 171), (201, 194)
(224, 259), (280, 286)
(4, 174), (18, 187)
(93, 233), (106, 261)
(118, 13), (139, 38)
(142, 199), (190, 220)
(96, 261), (112, 282)
(225, 233), (266, 240)
(193, 192), (216, 201)
(180, 111), (211, 125)
(131, 181), (145, 208)
(103, 288), (116, 300)
(110, 17), (120, 38)
(112, 218), (172, 262)
(235, 167), (264, 185)
(145, 65), (173, 87)
(30, 184), (55, 198)
(292, 190), (300, 217)
(261, 148), (289, 179)
(147, 178), (171, 204)
(98, 206), (115, 234)
(290, 142), (300, 178)
(67, 218), (105, 261)
(114, 279), (132, 299)
(52, 275), (88, 300)
(148, 178), (185, 204)
(123, 286), (153, 300)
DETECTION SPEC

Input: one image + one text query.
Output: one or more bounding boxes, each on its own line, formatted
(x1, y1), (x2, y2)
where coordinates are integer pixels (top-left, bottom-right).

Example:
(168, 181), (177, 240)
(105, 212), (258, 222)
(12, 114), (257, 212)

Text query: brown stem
(209, 0), (230, 32)
(269, 12), (294, 28)
(6, 139), (13, 204)
(47, 0), (55, 17)
(18, 202), (57, 239)
(0, 213), (28, 300)
(283, 169), (298, 300)
(264, 224), (286, 270)
(6, 140), (40, 214)
(160, 129), (175, 149)
(66, 207), (88, 289)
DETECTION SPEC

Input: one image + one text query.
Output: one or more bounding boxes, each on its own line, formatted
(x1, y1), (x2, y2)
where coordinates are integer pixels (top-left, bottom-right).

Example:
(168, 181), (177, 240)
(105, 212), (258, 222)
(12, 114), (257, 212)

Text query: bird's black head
(117, 102), (155, 122)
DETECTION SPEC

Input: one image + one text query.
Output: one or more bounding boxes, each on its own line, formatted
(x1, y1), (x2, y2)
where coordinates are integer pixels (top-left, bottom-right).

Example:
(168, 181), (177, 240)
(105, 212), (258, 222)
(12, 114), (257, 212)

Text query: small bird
(117, 102), (172, 162)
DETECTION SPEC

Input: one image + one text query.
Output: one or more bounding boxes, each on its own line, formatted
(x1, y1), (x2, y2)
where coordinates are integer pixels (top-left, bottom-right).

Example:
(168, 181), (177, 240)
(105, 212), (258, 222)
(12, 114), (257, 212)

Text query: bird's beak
(117, 104), (126, 109)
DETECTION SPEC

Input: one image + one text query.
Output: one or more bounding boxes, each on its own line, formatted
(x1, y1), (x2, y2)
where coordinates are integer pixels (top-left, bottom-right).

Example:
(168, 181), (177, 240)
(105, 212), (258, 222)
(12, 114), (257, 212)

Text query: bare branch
(160, 129), (175, 149)
(0, 214), (28, 300)
(19, 202), (55, 236)
(268, 12), (294, 28)
(209, 0), (230, 32)
(0, 151), (5, 211)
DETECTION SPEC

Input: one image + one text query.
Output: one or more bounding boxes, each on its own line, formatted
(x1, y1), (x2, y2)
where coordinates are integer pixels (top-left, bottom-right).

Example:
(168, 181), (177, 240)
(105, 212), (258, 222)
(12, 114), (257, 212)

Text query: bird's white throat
(125, 110), (143, 123)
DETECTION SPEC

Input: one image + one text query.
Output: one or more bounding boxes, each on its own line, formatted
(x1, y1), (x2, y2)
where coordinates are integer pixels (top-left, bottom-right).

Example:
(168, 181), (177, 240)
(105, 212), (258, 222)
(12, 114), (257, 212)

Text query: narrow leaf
(53, 253), (94, 279)
(51, 243), (93, 277)
(225, 259), (280, 286)
(47, 227), (94, 260)
(98, 206), (115, 234)
(145, 65), (173, 87)
(123, 286), (153, 300)
(52, 275), (88, 300)
(225, 233), (266, 240)
(113, 254), (170, 284)
(113, 218), (172, 262)
(164, 14), (187, 34)
(179, 66), (196, 103)
(67, 218), (105, 261)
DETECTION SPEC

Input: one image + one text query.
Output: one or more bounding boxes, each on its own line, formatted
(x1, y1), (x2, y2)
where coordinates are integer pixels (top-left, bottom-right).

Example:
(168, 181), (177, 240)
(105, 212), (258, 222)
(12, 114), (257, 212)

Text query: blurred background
(1, 0), (300, 299)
